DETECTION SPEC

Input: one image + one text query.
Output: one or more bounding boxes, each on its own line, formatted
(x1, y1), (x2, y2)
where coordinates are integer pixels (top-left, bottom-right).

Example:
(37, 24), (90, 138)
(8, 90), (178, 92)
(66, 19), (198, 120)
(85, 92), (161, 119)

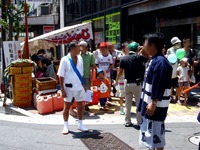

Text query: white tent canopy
(21, 22), (93, 55)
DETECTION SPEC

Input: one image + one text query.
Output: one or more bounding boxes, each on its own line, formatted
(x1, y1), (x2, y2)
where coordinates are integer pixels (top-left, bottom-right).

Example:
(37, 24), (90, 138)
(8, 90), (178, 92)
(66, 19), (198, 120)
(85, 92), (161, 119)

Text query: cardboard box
(22, 66), (33, 74)
(13, 100), (32, 108)
(55, 65), (59, 72)
(13, 82), (32, 88)
(13, 62), (34, 67)
(13, 87), (32, 96)
(9, 67), (21, 75)
(36, 77), (57, 91)
(13, 94), (32, 102)
(13, 74), (32, 83)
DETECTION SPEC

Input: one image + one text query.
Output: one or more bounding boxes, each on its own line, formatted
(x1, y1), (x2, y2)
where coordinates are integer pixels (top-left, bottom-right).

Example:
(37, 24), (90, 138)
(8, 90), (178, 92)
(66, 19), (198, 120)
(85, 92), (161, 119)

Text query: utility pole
(24, 0), (29, 59)
(60, 0), (65, 57)
(1, 0), (6, 41)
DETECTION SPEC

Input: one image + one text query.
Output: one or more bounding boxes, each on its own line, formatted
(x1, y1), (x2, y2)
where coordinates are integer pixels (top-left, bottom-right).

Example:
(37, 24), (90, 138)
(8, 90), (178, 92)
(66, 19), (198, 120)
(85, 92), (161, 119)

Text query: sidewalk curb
(0, 104), (27, 116)
(0, 100), (33, 117)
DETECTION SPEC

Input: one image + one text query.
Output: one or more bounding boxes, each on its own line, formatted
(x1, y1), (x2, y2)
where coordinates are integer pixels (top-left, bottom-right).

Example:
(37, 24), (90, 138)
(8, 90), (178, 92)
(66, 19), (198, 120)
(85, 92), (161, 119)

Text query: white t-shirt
(93, 49), (101, 61)
(95, 54), (113, 77)
(177, 66), (189, 82)
(57, 54), (84, 91)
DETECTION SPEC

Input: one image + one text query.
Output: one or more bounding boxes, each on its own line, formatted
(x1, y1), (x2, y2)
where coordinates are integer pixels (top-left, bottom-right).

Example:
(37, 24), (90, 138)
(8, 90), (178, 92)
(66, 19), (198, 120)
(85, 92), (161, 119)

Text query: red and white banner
(43, 26), (55, 34)
(21, 22), (93, 55)
(44, 22), (93, 44)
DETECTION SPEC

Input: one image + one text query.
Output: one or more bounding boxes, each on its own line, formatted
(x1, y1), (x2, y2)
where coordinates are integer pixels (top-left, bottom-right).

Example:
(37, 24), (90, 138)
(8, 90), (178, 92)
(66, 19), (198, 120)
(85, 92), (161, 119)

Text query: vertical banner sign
(3, 41), (22, 67)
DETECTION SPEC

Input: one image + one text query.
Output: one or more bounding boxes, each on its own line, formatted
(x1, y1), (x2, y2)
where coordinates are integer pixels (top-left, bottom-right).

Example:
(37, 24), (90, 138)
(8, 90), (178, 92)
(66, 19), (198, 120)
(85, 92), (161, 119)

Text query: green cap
(128, 42), (139, 51)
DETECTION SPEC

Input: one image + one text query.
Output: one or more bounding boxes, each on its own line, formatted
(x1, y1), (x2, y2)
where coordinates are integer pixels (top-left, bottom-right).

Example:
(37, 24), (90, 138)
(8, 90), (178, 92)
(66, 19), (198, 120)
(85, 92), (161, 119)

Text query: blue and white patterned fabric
(138, 53), (172, 121)
(138, 53), (172, 150)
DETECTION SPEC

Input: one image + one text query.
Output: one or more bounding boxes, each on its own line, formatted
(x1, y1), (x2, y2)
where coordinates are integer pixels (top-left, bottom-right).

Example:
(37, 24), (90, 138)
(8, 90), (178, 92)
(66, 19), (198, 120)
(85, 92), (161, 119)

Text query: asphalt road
(0, 120), (199, 150)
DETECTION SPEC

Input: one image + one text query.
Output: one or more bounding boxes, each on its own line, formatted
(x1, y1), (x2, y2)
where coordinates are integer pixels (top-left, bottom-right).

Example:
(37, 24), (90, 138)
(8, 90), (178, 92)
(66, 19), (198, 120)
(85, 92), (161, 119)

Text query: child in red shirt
(93, 69), (111, 110)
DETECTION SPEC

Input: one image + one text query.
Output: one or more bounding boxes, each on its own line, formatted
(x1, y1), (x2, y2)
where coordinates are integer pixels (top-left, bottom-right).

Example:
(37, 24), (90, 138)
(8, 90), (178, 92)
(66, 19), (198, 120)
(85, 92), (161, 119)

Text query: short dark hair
(183, 38), (190, 43)
(144, 32), (165, 53)
(37, 49), (45, 55)
(69, 41), (78, 48)
(69, 41), (78, 52)
(121, 42), (128, 49)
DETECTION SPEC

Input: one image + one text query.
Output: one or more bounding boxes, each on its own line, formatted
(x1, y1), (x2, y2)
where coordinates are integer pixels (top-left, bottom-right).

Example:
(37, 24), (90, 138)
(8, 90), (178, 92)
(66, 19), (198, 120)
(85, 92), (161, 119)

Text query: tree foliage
(0, 0), (29, 40)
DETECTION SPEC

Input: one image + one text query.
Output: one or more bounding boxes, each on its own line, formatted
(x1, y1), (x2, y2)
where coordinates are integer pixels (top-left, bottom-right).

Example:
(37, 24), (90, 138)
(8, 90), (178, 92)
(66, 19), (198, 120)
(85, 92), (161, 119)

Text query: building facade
(64, 0), (121, 45)
(63, 0), (200, 51)
(121, 0), (200, 50)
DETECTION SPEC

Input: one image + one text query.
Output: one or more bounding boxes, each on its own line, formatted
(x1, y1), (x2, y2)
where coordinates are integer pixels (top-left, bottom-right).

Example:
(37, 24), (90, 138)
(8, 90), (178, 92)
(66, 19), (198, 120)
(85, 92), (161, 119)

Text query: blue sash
(67, 55), (84, 84)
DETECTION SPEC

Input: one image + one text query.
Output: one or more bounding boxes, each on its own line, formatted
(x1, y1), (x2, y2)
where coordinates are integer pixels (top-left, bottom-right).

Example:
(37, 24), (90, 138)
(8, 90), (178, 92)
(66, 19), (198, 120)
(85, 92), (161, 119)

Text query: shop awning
(21, 22), (93, 55)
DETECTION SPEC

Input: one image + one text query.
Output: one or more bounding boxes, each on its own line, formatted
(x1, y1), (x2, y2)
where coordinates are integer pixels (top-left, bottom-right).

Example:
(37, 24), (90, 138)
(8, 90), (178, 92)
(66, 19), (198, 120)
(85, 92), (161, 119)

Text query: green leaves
(0, 0), (26, 40)
(0, 19), (8, 30)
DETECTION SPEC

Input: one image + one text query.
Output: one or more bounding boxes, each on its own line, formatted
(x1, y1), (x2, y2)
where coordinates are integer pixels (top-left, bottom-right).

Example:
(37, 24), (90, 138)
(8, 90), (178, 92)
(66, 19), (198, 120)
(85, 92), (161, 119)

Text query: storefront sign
(3, 41), (21, 67)
(106, 12), (120, 44)
(43, 26), (55, 34)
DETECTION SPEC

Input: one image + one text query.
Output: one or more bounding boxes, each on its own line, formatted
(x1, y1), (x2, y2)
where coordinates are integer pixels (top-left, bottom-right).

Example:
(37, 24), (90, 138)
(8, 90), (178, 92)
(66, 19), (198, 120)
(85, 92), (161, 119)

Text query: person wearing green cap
(128, 41), (139, 51)
(116, 41), (148, 128)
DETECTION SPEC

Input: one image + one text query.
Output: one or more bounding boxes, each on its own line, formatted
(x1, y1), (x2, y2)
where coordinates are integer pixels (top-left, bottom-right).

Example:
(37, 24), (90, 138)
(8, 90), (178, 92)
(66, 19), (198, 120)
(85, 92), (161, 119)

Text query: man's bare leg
(76, 101), (88, 131)
(76, 101), (83, 120)
(69, 106), (77, 117)
(62, 102), (71, 134)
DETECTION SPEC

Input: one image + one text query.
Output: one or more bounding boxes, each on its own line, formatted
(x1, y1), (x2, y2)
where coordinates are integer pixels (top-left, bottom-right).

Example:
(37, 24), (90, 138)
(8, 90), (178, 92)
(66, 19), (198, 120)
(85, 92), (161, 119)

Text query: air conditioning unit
(37, 4), (50, 16)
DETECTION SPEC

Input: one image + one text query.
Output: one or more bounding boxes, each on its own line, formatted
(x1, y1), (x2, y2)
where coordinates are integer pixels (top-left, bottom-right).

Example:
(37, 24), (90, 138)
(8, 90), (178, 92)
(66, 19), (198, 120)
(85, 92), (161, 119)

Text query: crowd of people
(165, 37), (198, 105)
(31, 32), (199, 150)
(31, 48), (56, 79)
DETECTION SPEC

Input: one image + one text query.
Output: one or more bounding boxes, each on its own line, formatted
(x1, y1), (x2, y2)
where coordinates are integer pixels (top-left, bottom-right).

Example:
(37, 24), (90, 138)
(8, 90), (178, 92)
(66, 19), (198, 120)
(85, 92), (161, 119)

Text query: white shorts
(64, 88), (85, 102)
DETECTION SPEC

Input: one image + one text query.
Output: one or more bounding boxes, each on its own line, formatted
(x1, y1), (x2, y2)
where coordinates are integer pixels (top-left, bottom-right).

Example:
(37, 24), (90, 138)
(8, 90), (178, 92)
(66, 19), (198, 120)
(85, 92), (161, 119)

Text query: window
(93, 17), (105, 44)
(65, 0), (81, 19)
(94, 0), (105, 13)
(106, 0), (121, 8)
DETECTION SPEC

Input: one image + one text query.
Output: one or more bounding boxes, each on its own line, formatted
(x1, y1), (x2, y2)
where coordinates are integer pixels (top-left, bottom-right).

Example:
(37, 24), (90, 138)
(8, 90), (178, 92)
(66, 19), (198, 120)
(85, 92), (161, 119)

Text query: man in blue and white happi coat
(138, 33), (172, 150)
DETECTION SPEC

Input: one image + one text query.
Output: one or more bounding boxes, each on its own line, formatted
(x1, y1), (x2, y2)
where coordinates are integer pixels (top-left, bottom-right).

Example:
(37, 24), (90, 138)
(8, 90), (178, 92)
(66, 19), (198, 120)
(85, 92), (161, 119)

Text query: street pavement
(0, 97), (199, 150)
(0, 120), (199, 150)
